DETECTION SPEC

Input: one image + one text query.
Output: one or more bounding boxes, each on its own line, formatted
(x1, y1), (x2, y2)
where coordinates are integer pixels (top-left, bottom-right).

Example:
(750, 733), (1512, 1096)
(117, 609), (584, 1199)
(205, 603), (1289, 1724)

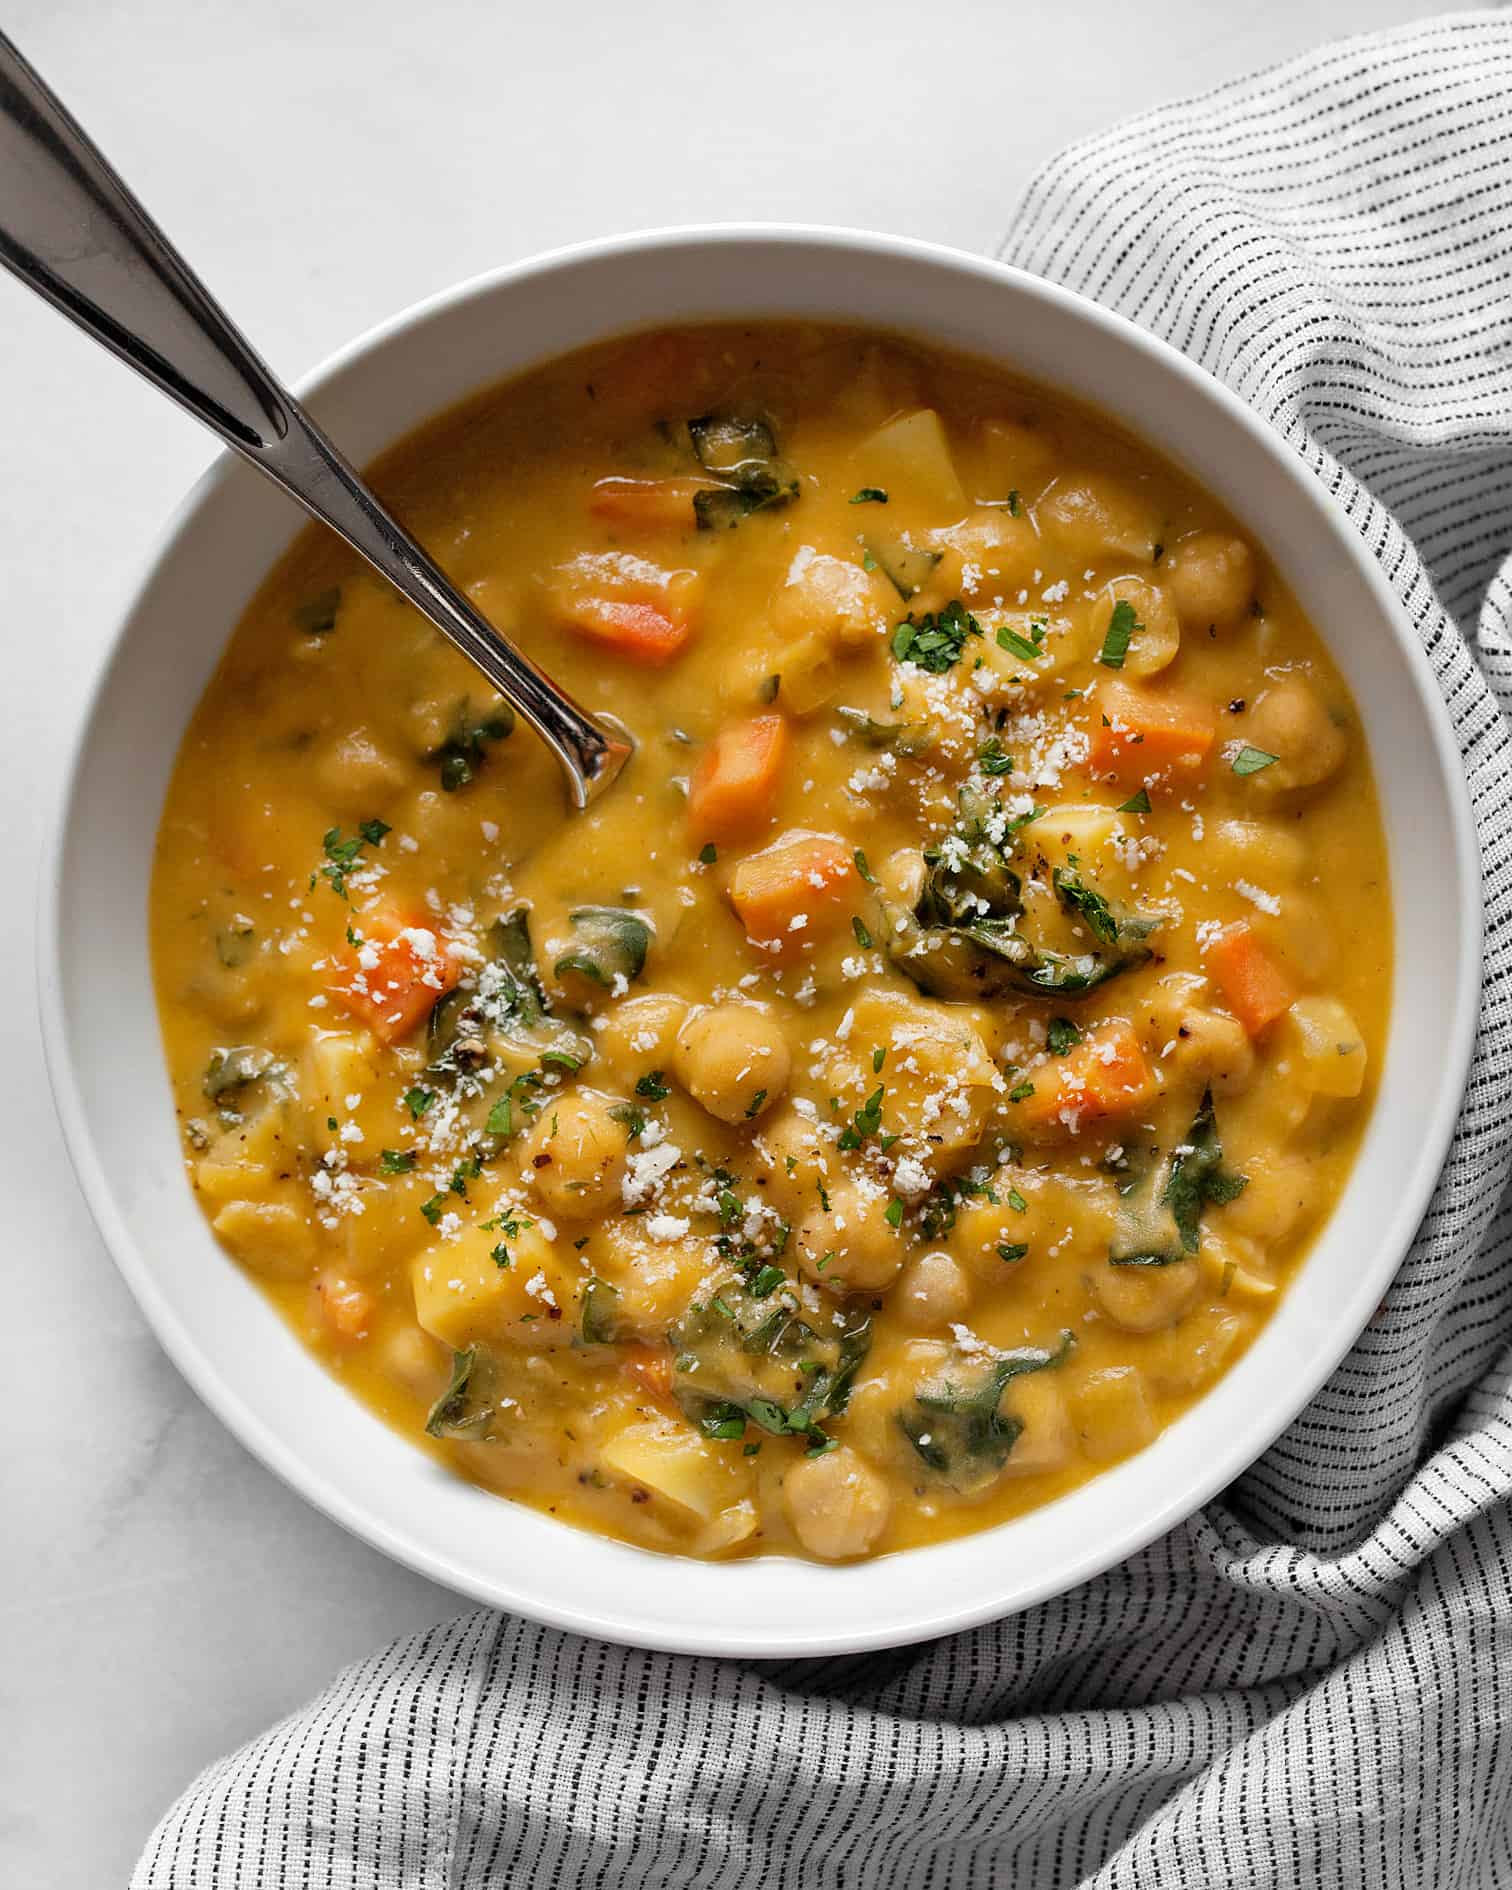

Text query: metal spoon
(0, 31), (632, 808)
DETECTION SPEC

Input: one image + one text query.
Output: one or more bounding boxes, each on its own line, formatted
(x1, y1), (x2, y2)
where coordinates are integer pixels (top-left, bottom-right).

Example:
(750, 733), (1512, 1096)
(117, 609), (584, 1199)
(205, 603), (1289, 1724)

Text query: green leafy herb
(1007, 1188), (1028, 1214)
(1117, 788), (1153, 815)
(1007, 490), (1022, 517)
(1046, 1017), (1082, 1056)
(1232, 744), (1279, 776)
(744, 1089), (768, 1119)
(420, 1193), (448, 1227)
(610, 1103), (647, 1141)
(485, 1097), (513, 1137)
(885, 1198), (904, 1228)
(635, 1070), (671, 1101)
(315, 819), (390, 899)
(1098, 598), (1140, 669)
(1109, 1088), (1248, 1265)
(747, 1265), (785, 1298)
(854, 849), (875, 884)
(554, 906), (652, 987)
(292, 587), (341, 637)
(580, 1277), (620, 1345)
(430, 701), (514, 792)
(403, 1086), (434, 1121)
(995, 622), (1045, 665)
(379, 1149), (416, 1174)
(1009, 1080), (1035, 1103)
(978, 736), (1013, 777)
(202, 1044), (274, 1104)
(698, 842), (718, 865)
(997, 1243), (1029, 1264)
(891, 599), (982, 675)
(852, 915), (873, 950)
(897, 1330), (1074, 1490)
(872, 1046), (886, 1074)
(1052, 867), (1121, 945)
(425, 1346), (496, 1439)
(850, 487), (888, 504)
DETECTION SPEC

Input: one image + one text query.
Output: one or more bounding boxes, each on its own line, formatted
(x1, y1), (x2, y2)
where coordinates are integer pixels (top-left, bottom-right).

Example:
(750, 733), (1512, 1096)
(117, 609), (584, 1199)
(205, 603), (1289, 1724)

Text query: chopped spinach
(897, 1330), (1074, 1492)
(554, 906), (652, 988)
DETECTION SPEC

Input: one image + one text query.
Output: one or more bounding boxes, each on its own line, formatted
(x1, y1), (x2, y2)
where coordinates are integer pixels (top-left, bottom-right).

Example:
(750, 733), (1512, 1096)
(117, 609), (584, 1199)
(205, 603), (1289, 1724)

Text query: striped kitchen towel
(134, 13), (1512, 1887)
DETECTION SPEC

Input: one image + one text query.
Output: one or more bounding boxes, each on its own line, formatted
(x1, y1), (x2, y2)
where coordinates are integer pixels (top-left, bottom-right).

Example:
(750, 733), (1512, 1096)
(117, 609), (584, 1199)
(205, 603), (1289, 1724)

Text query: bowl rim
(37, 222), (1484, 1655)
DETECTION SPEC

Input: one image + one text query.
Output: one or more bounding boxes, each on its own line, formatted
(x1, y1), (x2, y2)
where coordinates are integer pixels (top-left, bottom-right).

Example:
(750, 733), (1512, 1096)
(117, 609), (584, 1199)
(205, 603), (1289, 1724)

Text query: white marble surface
(2, 0), (1438, 1880)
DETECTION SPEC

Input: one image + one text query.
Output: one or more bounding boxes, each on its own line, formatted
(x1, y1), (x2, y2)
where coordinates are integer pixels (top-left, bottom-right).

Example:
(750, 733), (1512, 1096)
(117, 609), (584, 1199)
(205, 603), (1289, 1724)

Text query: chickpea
(519, 1088), (626, 1219)
(595, 992), (689, 1079)
(1170, 1007), (1255, 1096)
(795, 1180), (905, 1293)
(895, 1250), (971, 1329)
(1168, 531), (1256, 628)
(1090, 1256), (1200, 1333)
(750, 1103), (828, 1208)
(673, 1004), (790, 1125)
(1090, 576), (1180, 678)
(783, 1444), (892, 1559)
(1241, 677), (1348, 791)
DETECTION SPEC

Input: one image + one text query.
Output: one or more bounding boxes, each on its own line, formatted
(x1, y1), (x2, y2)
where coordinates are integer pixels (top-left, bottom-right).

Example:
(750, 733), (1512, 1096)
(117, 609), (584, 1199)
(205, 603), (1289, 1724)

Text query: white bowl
(40, 227), (1481, 1656)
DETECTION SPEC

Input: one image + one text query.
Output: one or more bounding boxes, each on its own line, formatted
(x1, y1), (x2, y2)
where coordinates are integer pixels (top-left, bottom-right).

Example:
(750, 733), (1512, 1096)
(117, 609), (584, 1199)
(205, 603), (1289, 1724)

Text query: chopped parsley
(1007, 1188), (1028, 1213)
(891, 599), (981, 674)
(884, 1198), (904, 1228)
(420, 1192), (447, 1226)
(634, 1070), (671, 1101)
(997, 1242), (1029, 1265)
(491, 1242), (512, 1269)
(745, 1089), (768, 1118)
(850, 487), (888, 504)
(1098, 598), (1139, 669)
(1007, 490), (1022, 517)
(698, 842), (718, 865)
(854, 849), (876, 884)
(1232, 744), (1279, 776)
(1009, 1081), (1035, 1103)
(1117, 788), (1153, 815)
(403, 1086), (433, 1121)
(610, 1103), (647, 1140)
(315, 818), (390, 899)
(1046, 1017), (1082, 1056)
(996, 621), (1045, 665)
(978, 735), (1013, 777)
(852, 915), (873, 950)
(378, 1149), (416, 1174)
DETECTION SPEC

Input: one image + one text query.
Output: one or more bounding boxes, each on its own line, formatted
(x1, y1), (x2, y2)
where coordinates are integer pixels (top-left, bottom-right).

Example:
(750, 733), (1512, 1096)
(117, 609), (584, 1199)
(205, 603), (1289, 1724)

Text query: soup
(150, 323), (1390, 1561)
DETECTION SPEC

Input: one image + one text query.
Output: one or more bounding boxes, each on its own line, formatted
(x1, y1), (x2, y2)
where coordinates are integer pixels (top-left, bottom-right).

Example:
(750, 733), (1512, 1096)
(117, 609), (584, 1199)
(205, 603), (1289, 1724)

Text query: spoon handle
(0, 31), (631, 808)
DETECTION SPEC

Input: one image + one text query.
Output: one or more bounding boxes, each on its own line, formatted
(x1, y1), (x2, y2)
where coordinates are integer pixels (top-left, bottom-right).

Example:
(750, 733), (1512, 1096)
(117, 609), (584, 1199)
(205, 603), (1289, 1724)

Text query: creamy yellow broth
(150, 323), (1390, 1562)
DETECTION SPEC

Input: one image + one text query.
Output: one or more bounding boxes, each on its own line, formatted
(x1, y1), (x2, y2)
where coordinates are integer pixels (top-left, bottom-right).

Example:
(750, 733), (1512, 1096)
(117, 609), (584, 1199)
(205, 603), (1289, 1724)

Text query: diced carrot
(1088, 681), (1216, 785)
(316, 1272), (373, 1341)
(589, 476), (709, 530)
(557, 595), (692, 666)
(728, 831), (855, 948)
(1014, 1019), (1156, 1136)
(624, 1344), (674, 1402)
(329, 908), (460, 1045)
(687, 714), (789, 844)
(1205, 922), (1296, 1038)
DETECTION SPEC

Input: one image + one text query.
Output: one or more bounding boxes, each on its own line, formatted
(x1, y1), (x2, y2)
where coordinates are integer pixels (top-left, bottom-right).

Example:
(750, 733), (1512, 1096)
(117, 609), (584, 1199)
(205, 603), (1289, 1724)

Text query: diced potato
(591, 1221), (714, 1336)
(1024, 802), (1132, 897)
(852, 409), (966, 516)
(1036, 473), (1159, 563)
(1201, 1231), (1278, 1303)
(195, 1105), (298, 1204)
(212, 1199), (318, 1280)
(1071, 1365), (1157, 1462)
(769, 632), (845, 716)
(1166, 1007), (1256, 1097)
(303, 1030), (413, 1157)
(834, 989), (998, 1161)
(1000, 1373), (1075, 1476)
(410, 1222), (578, 1350)
(1283, 996), (1367, 1097)
(601, 1417), (746, 1521)
(973, 611), (1083, 691)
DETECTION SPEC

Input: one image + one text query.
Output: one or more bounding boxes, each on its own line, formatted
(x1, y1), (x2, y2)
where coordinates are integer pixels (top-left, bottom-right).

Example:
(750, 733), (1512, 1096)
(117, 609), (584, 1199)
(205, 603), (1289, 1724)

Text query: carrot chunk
(1205, 922), (1296, 1038)
(687, 714), (789, 844)
(589, 476), (708, 530)
(1089, 681), (1216, 785)
(728, 831), (854, 948)
(624, 1344), (674, 1402)
(1014, 1019), (1156, 1136)
(316, 1272), (374, 1341)
(557, 595), (691, 666)
(329, 909), (459, 1045)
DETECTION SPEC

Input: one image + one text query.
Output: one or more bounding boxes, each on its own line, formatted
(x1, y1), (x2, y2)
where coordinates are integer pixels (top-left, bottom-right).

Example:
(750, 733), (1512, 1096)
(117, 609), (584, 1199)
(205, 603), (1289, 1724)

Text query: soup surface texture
(151, 323), (1390, 1561)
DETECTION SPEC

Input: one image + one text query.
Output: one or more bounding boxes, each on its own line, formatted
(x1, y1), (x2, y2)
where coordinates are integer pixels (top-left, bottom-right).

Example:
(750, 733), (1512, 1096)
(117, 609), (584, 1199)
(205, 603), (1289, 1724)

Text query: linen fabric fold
(134, 15), (1512, 1887)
